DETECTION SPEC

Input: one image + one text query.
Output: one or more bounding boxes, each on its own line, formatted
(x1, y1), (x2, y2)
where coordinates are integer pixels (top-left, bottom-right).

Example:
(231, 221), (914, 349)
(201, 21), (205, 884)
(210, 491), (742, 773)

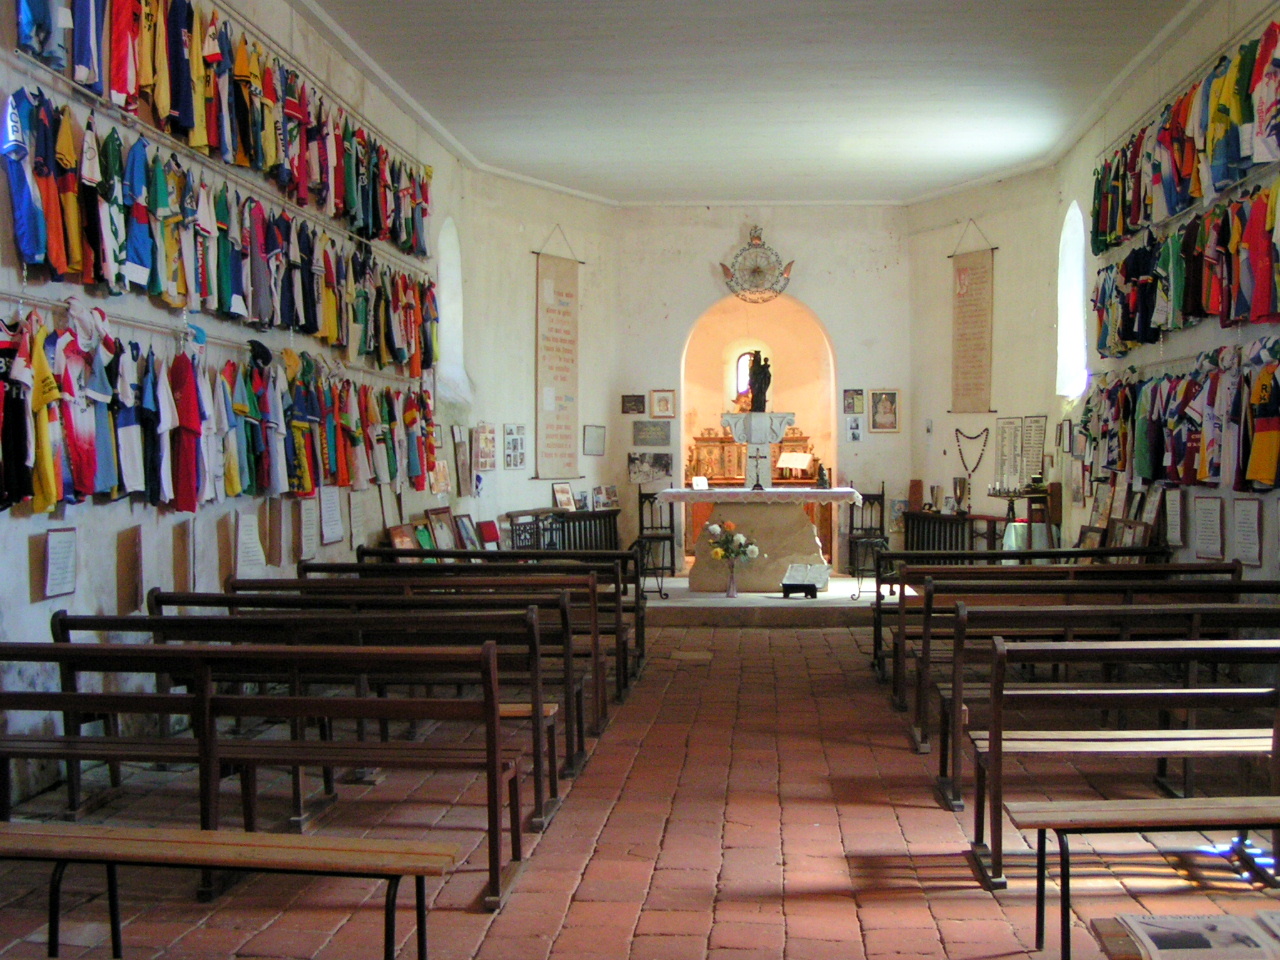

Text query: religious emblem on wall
(719, 226), (795, 303)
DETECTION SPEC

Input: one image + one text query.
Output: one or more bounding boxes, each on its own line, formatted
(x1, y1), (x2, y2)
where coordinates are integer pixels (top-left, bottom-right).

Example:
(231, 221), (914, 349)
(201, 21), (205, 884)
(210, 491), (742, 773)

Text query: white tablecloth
(657, 487), (861, 506)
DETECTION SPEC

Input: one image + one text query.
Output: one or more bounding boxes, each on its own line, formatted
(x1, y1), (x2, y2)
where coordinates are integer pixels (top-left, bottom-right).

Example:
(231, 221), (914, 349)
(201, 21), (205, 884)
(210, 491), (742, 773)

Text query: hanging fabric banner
(535, 254), (580, 479)
(951, 248), (994, 413)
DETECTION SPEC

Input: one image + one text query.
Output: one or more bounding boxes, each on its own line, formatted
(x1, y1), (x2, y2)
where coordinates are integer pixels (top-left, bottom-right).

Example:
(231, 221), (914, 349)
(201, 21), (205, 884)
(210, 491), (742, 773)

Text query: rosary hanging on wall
(954, 427), (990, 512)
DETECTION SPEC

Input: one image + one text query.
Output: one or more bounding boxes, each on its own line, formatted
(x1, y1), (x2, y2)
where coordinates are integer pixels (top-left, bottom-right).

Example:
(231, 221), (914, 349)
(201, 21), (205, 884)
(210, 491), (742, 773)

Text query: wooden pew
(0, 637), (521, 909)
(148, 587), (588, 781)
(356, 545), (648, 668)
(969, 635), (1280, 893)
(875, 559), (1240, 683)
(869, 546), (1185, 677)
(264, 568), (619, 722)
(944, 601), (1280, 816)
(904, 574), (1275, 753)
(1007, 797), (1280, 960)
(84, 606), (559, 835)
(0, 822), (458, 960)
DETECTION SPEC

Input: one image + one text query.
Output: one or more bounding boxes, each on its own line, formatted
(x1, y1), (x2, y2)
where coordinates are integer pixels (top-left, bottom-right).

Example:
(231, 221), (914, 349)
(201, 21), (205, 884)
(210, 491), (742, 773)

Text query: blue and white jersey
(3, 89), (47, 265)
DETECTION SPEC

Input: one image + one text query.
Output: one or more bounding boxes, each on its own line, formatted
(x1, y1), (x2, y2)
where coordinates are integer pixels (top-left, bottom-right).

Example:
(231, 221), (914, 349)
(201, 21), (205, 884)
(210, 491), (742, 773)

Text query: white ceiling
(300, 0), (1201, 205)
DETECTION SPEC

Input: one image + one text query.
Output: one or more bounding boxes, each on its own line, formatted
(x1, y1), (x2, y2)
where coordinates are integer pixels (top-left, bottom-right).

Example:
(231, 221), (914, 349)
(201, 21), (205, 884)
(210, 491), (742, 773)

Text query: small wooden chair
(633, 489), (677, 598)
(848, 482), (887, 579)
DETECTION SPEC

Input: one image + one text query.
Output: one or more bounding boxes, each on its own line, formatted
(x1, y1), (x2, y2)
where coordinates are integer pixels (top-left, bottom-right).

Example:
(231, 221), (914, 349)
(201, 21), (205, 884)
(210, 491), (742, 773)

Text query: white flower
(745, 544), (760, 559)
(733, 533), (746, 546)
(706, 524), (721, 537)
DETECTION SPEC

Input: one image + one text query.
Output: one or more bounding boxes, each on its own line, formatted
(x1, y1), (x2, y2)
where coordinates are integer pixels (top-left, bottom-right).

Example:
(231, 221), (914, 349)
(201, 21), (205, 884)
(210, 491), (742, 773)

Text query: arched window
(735, 351), (753, 397)
(1056, 201), (1088, 398)
(435, 217), (471, 404)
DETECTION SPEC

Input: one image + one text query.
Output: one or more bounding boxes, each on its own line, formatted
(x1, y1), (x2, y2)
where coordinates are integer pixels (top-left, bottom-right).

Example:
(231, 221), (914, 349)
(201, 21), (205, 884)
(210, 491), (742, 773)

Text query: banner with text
(951, 248), (994, 413)
(535, 254), (580, 479)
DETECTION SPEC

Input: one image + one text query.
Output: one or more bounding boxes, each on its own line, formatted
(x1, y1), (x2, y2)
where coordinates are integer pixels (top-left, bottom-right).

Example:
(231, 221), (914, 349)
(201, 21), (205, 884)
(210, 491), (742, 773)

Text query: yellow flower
(723, 521), (736, 532)
(711, 547), (725, 560)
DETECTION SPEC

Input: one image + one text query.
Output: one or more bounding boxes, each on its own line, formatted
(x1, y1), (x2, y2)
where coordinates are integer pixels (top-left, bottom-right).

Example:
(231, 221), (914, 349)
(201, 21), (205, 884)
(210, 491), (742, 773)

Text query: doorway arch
(680, 295), (836, 482)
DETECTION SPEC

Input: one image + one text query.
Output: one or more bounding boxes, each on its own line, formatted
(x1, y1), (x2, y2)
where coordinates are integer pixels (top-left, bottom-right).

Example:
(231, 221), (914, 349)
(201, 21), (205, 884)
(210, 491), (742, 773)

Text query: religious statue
(748, 352), (771, 412)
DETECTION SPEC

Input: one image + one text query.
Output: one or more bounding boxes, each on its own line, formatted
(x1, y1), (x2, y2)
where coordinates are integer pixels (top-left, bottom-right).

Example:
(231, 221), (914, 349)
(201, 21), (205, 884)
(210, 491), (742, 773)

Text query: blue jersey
(3, 89), (46, 265)
(72, 0), (106, 94)
(18, 0), (68, 69)
(122, 136), (152, 288)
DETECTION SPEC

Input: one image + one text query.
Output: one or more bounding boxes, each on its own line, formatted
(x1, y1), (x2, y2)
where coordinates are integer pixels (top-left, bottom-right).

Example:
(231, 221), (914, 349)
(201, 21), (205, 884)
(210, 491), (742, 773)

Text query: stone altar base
(688, 502), (827, 593)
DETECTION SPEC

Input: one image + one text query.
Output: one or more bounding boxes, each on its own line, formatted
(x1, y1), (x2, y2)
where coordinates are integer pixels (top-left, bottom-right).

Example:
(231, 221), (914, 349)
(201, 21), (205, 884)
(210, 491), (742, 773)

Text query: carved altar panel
(687, 426), (814, 483)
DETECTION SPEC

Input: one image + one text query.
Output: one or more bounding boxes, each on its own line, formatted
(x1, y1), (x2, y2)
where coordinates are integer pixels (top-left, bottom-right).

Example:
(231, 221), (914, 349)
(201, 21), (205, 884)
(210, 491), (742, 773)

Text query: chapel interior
(3, 2), (1280, 959)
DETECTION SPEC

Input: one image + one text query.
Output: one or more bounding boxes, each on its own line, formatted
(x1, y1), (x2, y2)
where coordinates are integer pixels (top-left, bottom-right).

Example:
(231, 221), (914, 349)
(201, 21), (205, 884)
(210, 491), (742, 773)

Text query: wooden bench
(943, 601), (1280, 814)
(325, 554), (644, 685)
(356, 545), (648, 667)
(0, 821), (457, 960)
(149, 587), (588, 781)
(1006, 796), (1280, 960)
(967, 634), (1280, 891)
(870, 547), (1188, 678)
(3, 630), (524, 909)
(904, 574), (1270, 753)
(275, 567), (622, 723)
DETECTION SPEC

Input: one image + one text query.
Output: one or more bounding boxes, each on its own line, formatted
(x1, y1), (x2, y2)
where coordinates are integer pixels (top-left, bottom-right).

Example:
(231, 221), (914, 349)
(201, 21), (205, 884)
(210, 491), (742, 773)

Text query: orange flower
(722, 521), (736, 532)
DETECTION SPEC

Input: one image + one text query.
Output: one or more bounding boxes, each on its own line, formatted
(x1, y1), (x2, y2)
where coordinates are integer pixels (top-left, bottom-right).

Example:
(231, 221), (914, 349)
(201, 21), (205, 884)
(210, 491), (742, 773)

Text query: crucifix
(746, 447), (772, 490)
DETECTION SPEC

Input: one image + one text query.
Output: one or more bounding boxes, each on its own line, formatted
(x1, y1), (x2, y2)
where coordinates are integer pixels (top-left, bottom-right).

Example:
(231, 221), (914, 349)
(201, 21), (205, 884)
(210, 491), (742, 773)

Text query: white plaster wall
(611, 206), (911, 545)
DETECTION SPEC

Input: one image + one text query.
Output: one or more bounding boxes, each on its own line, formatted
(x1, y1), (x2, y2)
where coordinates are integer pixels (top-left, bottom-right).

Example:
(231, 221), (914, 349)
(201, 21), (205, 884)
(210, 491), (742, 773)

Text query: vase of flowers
(704, 520), (759, 598)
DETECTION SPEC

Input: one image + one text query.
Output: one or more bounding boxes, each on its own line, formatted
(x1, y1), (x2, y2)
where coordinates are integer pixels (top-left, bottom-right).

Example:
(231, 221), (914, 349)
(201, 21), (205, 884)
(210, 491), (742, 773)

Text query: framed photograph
(552, 482), (576, 510)
(453, 513), (482, 551)
(868, 389), (900, 433)
(843, 389), (865, 415)
(427, 507), (458, 551)
(633, 420), (672, 446)
(593, 485), (620, 509)
(1074, 525), (1107, 550)
(583, 424), (606, 456)
(413, 523), (437, 555)
(628, 451), (673, 484)
(573, 491), (589, 510)
(621, 394), (646, 415)
(846, 415), (862, 442)
(388, 524), (417, 550)
(650, 389), (676, 419)
(503, 423), (526, 470)
(471, 423), (497, 473)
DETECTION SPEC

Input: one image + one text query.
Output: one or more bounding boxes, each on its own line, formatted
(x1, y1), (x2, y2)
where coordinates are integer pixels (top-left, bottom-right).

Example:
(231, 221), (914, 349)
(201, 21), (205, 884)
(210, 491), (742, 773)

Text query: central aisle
(471, 625), (1026, 960)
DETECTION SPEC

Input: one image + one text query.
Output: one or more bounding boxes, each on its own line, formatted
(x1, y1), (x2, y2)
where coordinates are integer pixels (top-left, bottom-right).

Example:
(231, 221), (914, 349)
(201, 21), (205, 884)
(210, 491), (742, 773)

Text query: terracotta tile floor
(2, 624), (1279, 959)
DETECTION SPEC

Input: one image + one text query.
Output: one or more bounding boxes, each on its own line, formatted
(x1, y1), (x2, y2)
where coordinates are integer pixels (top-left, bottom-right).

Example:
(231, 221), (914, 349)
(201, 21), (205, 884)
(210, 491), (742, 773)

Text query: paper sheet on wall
(299, 498), (320, 560)
(995, 418), (1022, 488)
(379, 482), (400, 529)
(1165, 487), (1183, 546)
(1233, 498), (1262, 566)
(45, 528), (78, 599)
(235, 513), (267, 579)
(349, 490), (367, 550)
(1020, 416), (1047, 484)
(534, 253), (580, 478)
(1193, 496), (1222, 560)
(320, 486), (344, 544)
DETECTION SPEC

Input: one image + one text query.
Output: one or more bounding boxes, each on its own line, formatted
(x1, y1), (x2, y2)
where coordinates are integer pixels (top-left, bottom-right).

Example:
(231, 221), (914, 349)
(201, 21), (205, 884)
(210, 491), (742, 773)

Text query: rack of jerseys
(1081, 342), (1280, 493)
(2, 86), (441, 372)
(16, 0), (432, 257)
(0, 300), (440, 515)
(1092, 177), (1280, 358)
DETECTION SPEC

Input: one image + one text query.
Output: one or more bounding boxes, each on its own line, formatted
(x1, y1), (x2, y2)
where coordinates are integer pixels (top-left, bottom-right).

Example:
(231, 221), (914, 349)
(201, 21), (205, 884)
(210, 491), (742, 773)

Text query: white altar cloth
(656, 487), (862, 506)
(658, 487), (861, 593)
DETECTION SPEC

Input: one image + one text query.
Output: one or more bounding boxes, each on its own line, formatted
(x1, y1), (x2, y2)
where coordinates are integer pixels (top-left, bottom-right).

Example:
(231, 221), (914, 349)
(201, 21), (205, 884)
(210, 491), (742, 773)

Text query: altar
(657, 487), (862, 593)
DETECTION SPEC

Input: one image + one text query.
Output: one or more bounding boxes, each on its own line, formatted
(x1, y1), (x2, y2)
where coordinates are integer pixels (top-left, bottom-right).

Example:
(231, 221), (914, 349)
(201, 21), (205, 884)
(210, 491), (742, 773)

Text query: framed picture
(842, 389), (864, 415)
(868, 389), (900, 433)
(453, 513), (482, 551)
(650, 389), (676, 419)
(628, 451), (673, 484)
(552, 482), (576, 510)
(471, 423), (497, 473)
(583, 424), (606, 456)
(621, 394), (646, 414)
(427, 507), (458, 551)
(503, 423), (526, 470)
(1074, 525), (1107, 551)
(388, 524), (416, 550)
(846, 415), (862, 442)
(632, 420), (672, 446)
(573, 491), (589, 510)
(413, 524), (438, 558)
(593, 485), (620, 509)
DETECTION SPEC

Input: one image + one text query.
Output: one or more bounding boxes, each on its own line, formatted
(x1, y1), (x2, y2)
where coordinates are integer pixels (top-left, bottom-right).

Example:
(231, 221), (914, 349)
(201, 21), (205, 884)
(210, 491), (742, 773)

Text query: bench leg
(1058, 830), (1072, 960)
(240, 765), (258, 833)
(415, 875), (427, 960)
(383, 875), (400, 960)
(1034, 829), (1046, 951)
(47, 861), (67, 958)
(106, 864), (121, 959)
(546, 716), (560, 801)
(509, 773), (523, 863)
(0, 757), (10, 821)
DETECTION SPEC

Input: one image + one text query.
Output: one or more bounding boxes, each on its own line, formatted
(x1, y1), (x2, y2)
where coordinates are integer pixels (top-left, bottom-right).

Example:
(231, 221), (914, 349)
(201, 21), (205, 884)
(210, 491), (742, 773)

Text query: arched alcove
(435, 216), (472, 404)
(680, 295), (836, 481)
